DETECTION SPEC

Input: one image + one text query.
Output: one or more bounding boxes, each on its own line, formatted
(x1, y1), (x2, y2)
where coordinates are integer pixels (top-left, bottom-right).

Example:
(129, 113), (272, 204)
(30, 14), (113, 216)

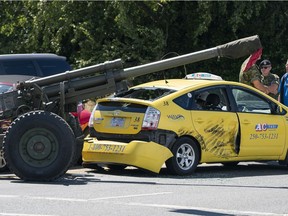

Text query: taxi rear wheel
(165, 137), (200, 175)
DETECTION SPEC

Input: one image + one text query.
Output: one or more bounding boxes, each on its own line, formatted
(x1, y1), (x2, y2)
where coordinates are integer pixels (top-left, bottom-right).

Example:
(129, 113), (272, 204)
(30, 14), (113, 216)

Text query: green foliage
(1, 1), (288, 82)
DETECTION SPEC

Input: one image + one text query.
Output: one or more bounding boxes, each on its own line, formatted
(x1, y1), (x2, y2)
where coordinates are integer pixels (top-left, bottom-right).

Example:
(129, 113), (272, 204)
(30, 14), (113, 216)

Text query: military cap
(259, 59), (271, 67)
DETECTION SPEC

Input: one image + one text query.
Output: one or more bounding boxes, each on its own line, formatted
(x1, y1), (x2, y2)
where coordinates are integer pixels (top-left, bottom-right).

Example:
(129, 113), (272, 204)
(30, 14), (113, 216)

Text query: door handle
(194, 118), (204, 123)
(242, 119), (251, 124)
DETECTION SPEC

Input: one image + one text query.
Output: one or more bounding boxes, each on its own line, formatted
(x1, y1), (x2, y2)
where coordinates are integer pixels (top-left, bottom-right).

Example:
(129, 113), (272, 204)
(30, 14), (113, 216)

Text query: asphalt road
(0, 162), (287, 216)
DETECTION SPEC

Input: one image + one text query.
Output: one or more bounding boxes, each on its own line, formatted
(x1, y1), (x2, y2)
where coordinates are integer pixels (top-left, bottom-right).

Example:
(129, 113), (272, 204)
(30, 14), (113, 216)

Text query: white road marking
(30, 196), (87, 202)
(0, 195), (18, 198)
(88, 192), (173, 200)
(0, 192), (286, 216)
(0, 214), (57, 216)
(8, 192), (172, 202)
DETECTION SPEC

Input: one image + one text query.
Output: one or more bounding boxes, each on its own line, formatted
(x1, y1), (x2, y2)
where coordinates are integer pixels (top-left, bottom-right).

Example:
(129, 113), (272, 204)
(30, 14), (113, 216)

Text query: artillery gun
(0, 35), (262, 181)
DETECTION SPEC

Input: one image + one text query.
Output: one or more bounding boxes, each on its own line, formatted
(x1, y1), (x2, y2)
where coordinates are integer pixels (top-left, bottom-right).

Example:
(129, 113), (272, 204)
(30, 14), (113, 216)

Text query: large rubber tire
(3, 111), (75, 181)
(66, 113), (83, 166)
(165, 137), (200, 175)
(75, 126), (90, 165)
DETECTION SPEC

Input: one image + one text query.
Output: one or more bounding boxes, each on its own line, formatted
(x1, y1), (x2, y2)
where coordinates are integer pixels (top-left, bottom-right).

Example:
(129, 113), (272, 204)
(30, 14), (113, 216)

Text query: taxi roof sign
(185, 72), (223, 80)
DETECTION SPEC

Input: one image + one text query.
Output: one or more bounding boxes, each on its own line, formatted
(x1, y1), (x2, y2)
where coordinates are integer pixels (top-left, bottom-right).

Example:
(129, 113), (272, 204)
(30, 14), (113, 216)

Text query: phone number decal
(250, 133), (278, 140)
(88, 143), (126, 153)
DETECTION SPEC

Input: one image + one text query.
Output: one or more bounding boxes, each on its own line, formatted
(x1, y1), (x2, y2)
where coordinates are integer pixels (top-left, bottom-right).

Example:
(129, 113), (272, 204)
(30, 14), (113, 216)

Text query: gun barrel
(27, 35), (262, 101)
(120, 35), (261, 80)
(121, 47), (218, 80)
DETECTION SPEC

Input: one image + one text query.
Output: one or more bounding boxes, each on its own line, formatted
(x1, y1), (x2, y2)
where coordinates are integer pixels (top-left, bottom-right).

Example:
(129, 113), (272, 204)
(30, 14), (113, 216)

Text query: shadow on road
(85, 161), (288, 179)
(1, 161), (287, 187)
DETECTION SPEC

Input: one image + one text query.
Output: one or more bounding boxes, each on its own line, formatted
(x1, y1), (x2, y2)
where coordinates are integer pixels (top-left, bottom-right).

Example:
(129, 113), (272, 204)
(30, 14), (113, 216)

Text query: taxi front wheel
(278, 152), (288, 166)
(165, 137), (200, 175)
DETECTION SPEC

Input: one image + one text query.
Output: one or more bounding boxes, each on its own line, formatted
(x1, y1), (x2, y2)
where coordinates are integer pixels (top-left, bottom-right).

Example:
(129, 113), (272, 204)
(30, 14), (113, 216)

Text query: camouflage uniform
(261, 73), (279, 99)
(238, 58), (262, 101)
(239, 60), (261, 87)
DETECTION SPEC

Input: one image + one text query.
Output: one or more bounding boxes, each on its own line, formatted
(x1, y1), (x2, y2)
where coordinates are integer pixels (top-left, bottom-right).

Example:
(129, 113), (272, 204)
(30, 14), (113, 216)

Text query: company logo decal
(167, 114), (185, 120)
(255, 123), (278, 131)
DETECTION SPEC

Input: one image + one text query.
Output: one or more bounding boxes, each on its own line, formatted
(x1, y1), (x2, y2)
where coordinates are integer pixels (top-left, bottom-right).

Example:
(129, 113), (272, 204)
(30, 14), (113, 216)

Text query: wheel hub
(177, 144), (195, 170)
(19, 128), (58, 167)
(33, 142), (46, 153)
(25, 135), (53, 160)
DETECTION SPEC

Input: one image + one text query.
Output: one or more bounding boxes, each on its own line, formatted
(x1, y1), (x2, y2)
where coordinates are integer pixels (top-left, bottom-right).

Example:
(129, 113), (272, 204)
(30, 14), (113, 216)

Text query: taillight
(141, 107), (160, 130)
(88, 104), (98, 128)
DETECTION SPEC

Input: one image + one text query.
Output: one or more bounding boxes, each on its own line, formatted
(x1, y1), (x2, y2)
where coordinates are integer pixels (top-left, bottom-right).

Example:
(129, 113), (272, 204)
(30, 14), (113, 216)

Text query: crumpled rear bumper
(82, 137), (173, 173)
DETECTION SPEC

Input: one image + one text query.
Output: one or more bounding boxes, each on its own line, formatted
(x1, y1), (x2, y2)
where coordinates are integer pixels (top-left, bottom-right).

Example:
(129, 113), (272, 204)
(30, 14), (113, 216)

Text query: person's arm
(267, 83), (279, 95)
(252, 79), (269, 94)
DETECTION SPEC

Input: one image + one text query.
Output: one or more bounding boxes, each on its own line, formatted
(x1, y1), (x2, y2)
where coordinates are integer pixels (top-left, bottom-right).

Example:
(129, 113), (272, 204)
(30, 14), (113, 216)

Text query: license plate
(110, 117), (124, 127)
(88, 143), (126, 153)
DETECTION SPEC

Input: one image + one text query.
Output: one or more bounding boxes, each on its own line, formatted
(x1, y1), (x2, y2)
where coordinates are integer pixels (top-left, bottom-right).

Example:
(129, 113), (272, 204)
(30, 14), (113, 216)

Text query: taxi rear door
(191, 87), (239, 160)
(192, 110), (239, 159)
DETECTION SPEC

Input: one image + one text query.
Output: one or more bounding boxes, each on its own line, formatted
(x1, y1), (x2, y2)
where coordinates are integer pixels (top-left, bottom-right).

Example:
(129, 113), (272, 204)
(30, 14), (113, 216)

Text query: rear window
(1, 60), (38, 76)
(97, 101), (147, 112)
(115, 87), (176, 101)
(37, 59), (71, 76)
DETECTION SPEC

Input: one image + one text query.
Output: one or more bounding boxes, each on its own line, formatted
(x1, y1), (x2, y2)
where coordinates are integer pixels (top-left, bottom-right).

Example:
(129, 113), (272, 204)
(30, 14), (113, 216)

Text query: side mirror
(277, 105), (283, 114)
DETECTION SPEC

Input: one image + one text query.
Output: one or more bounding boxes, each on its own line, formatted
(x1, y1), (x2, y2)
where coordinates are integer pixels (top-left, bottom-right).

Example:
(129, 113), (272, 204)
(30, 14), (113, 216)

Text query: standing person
(239, 48), (269, 94)
(259, 59), (279, 100)
(278, 59), (288, 106)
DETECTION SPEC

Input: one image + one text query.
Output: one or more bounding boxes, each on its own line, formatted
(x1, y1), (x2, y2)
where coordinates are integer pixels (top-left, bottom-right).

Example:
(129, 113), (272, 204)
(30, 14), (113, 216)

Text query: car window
(173, 93), (191, 110)
(1, 60), (38, 76)
(37, 59), (71, 76)
(192, 87), (229, 111)
(232, 88), (272, 113)
(0, 83), (12, 94)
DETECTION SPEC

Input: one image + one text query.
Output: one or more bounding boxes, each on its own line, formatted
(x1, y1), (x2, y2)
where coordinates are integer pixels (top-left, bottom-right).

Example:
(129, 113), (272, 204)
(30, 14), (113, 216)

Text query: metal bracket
(59, 81), (65, 118)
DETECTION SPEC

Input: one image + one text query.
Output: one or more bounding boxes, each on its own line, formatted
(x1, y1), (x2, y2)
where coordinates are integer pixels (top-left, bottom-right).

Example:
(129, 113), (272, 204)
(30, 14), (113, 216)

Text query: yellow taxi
(82, 73), (288, 175)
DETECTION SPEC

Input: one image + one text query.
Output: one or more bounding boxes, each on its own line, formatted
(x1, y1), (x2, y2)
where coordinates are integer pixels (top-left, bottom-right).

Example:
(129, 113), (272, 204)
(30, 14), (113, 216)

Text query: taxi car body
(83, 73), (288, 175)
